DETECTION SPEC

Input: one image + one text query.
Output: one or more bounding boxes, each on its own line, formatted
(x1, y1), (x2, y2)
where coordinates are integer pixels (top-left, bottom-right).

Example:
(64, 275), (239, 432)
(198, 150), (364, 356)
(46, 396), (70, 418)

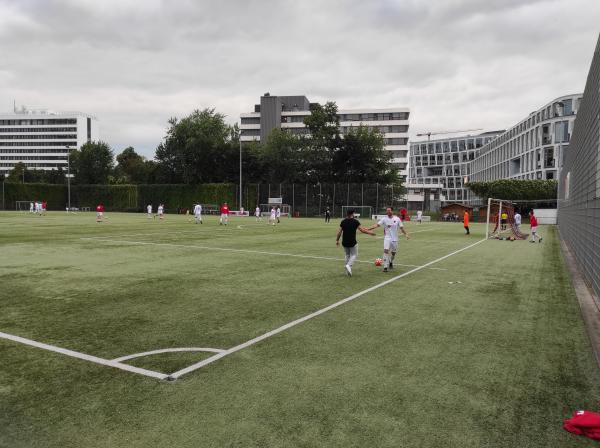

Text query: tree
(302, 102), (342, 182)
(333, 126), (399, 183)
(115, 147), (152, 184)
(155, 109), (236, 184)
(260, 129), (303, 183)
(6, 162), (27, 183)
(70, 141), (114, 184)
(466, 180), (558, 200)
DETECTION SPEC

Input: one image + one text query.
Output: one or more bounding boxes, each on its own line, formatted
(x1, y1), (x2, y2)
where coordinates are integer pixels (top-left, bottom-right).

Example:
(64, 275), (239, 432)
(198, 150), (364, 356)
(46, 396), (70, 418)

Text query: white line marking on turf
(168, 238), (486, 380)
(80, 237), (447, 271)
(112, 347), (225, 362)
(0, 331), (168, 380)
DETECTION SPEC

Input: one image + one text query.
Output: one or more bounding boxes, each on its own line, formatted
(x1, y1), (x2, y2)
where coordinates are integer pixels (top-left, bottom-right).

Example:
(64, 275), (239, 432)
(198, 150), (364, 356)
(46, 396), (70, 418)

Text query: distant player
(29, 202), (34, 213)
(255, 206), (261, 222)
(41, 201), (47, 215)
(463, 210), (470, 235)
(514, 210), (522, 233)
(147, 204), (153, 219)
(276, 206), (281, 223)
(325, 207), (331, 223)
(157, 203), (164, 220)
(193, 203), (203, 224)
(416, 210), (423, 224)
(368, 207), (409, 272)
(219, 202), (229, 225)
(529, 211), (542, 243)
(501, 211), (508, 231)
(269, 206), (277, 226)
(400, 208), (408, 222)
(336, 209), (375, 276)
(96, 203), (104, 222)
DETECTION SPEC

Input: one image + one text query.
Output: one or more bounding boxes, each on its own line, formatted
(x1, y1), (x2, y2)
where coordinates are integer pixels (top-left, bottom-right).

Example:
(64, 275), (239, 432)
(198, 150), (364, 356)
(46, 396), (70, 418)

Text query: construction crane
(416, 129), (483, 141)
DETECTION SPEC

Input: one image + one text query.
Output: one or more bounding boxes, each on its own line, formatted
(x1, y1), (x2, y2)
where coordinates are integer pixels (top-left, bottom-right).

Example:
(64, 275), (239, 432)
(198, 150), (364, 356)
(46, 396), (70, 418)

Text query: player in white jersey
(193, 203), (203, 224)
(416, 210), (423, 224)
(276, 207), (281, 223)
(269, 207), (277, 226)
(30, 202), (34, 213)
(157, 204), (164, 220)
(147, 204), (153, 219)
(255, 206), (261, 222)
(368, 207), (409, 272)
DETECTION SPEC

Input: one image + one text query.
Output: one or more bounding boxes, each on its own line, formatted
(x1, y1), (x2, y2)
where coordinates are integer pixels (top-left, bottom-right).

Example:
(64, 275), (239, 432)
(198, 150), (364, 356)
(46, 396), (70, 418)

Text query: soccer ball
(375, 258), (383, 266)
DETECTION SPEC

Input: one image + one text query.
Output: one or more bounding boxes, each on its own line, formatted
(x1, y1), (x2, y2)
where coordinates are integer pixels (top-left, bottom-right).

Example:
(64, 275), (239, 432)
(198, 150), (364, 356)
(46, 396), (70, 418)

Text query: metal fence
(558, 34), (600, 298)
(238, 183), (406, 218)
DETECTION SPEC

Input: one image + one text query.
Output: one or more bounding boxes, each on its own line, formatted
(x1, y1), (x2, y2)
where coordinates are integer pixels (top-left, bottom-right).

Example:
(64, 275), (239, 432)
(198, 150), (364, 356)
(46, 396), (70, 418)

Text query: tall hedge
(467, 179), (558, 201)
(2, 183), (66, 210)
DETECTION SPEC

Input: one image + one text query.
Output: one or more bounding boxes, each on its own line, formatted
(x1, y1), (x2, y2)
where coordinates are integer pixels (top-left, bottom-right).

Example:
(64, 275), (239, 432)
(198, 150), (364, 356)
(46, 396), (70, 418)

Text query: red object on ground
(564, 410), (600, 439)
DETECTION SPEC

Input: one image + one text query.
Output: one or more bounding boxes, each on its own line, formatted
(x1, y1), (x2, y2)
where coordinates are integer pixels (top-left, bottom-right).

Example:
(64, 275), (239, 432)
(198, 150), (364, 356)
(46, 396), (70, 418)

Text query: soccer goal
(485, 198), (528, 240)
(15, 201), (34, 212)
(340, 206), (372, 219)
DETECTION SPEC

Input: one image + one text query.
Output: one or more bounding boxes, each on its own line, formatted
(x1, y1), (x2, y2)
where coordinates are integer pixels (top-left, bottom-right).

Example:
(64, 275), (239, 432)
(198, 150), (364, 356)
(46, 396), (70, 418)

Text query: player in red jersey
(219, 202), (230, 225)
(96, 204), (105, 222)
(528, 210), (542, 243)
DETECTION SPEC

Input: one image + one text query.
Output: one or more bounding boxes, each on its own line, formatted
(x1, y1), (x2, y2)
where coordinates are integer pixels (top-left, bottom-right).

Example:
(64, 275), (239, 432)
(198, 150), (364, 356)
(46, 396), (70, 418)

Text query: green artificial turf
(0, 211), (598, 447)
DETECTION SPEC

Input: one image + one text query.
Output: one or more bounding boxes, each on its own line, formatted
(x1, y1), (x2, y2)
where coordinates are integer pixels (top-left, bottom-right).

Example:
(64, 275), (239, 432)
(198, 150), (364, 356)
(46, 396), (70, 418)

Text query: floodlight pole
(239, 136), (242, 211)
(485, 197), (491, 240)
(66, 146), (71, 212)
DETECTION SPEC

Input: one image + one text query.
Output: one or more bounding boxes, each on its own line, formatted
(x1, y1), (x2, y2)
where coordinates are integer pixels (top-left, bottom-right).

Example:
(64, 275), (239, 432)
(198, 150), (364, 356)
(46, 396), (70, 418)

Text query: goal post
(485, 198), (528, 240)
(15, 201), (34, 212)
(340, 205), (373, 219)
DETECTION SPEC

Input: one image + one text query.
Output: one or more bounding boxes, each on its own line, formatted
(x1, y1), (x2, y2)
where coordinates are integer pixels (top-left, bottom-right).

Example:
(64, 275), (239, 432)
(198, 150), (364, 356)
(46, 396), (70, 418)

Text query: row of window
(0, 127), (77, 133)
(341, 125), (409, 134)
(0, 156), (67, 160)
(0, 119), (77, 125)
(0, 149), (70, 154)
(411, 137), (495, 155)
(385, 138), (408, 146)
(413, 151), (477, 166)
(0, 142), (76, 147)
(0, 135), (76, 140)
(0, 162), (63, 168)
(339, 112), (409, 121)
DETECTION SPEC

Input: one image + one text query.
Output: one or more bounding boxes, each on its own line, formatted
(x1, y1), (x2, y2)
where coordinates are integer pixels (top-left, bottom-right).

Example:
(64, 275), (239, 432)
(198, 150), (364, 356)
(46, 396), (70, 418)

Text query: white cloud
(0, 0), (598, 156)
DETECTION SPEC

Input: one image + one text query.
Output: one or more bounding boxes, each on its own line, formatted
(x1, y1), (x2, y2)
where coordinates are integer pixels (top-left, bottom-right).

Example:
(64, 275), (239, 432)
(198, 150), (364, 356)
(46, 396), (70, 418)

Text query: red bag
(564, 410), (600, 439)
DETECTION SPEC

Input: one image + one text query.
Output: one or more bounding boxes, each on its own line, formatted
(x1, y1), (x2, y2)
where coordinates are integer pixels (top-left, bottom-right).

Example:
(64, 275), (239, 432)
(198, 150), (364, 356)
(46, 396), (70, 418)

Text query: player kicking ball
(336, 209), (375, 277)
(367, 207), (409, 272)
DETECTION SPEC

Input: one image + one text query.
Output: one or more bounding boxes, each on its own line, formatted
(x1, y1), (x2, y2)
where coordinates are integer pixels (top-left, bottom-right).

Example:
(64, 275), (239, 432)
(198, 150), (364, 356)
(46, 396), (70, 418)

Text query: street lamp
(239, 132), (243, 211)
(66, 146), (71, 212)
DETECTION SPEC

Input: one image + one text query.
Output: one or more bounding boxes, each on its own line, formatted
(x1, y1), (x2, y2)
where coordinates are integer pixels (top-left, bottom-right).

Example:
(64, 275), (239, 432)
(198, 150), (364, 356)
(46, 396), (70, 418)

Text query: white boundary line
(112, 347), (225, 362)
(168, 238), (486, 380)
(80, 237), (447, 271)
(0, 331), (168, 380)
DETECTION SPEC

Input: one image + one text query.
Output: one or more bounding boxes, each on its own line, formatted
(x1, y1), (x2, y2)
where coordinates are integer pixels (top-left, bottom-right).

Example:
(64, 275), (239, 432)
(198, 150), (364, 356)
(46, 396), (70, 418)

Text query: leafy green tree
(302, 102), (342, 182)
(260, 129), (303, 183)
(115, 147), (152, 184)
(155, 109), (236, 184)
(467, 179), (558, 200)
(6, 162), (27, 183)
(334, 126), (399, 183)
(70, 141), (114, 184)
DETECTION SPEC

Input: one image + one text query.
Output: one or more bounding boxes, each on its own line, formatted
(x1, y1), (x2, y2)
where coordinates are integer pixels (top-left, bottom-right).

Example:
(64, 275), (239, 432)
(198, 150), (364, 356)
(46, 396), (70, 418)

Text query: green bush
(2, 183), (66, 210)
(467, 179), (557, 201)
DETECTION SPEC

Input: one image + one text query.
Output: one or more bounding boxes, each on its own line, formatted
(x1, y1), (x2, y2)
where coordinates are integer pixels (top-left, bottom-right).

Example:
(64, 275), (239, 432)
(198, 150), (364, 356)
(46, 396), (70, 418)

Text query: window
(563, 99), (573, 115)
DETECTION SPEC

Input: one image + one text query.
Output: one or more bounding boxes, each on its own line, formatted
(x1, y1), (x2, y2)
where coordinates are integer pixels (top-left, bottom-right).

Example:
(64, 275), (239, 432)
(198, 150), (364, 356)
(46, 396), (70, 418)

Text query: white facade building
(0, 106), (99, 177)
(469, 94), (582, 184)
(240, 94), (410, 178)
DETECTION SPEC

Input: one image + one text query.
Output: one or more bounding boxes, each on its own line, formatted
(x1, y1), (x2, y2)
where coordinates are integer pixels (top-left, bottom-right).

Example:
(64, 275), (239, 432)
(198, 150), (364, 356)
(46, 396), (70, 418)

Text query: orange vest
(464, 212), (469, 226)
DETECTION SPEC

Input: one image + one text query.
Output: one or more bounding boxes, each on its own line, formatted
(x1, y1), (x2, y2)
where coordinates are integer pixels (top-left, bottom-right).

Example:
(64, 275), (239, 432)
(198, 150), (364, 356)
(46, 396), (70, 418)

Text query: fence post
(376, 183), (378, 214)
(292, 183), (295, 214)
(268, 183), (271, 199)
(361, 183), (364, 207)
(305, 183), (308, 217)
(332, 183), (336, 218)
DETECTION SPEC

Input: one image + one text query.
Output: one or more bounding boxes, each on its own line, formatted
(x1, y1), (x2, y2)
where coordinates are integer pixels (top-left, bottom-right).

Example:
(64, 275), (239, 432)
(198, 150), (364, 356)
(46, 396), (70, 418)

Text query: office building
(240, 94), (410, 178)
(0, 106), (99, 177)
(469, 94), (582, 184)
(408, 131), (504, 204)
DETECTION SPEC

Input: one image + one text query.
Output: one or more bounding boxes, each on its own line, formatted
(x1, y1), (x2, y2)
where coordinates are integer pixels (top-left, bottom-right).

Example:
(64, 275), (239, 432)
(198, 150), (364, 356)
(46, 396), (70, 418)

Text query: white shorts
(221, 213), (228, 219)
(195, 213), (202, 219)
(531, 226), (537, 234)
(383, 239), (398, 252)
(97, 212), (103, 217)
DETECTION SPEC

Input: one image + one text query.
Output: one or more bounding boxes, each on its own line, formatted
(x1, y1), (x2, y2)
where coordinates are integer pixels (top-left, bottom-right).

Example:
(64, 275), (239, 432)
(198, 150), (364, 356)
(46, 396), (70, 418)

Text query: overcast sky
(1, 0), (599, 157)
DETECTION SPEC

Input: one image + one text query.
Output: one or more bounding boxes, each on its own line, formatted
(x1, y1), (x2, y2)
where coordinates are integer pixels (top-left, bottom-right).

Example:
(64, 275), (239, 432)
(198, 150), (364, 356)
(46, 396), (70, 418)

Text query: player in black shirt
(336, 209), (375, 276)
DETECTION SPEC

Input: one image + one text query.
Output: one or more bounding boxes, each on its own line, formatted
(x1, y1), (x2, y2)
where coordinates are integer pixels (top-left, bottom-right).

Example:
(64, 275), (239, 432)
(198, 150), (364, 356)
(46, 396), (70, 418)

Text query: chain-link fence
(558, 34), (600, 299)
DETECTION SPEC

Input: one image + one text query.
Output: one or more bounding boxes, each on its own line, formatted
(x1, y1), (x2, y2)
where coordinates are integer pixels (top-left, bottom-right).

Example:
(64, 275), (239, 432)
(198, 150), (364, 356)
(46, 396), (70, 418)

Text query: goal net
(341, 206), (372, 219)
(485, 198), (528, 240)
(15, 201), (34, 212)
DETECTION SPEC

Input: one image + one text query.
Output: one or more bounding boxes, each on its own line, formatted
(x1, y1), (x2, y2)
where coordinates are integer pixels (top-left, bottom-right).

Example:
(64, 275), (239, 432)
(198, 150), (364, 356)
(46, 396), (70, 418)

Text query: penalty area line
(0, 331), (168, 380)
(169, 237), (486, 380)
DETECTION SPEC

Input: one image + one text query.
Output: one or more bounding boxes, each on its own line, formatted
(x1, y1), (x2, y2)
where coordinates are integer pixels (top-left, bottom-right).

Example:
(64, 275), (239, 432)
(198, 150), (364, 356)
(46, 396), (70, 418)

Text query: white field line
(169, 238), (486, 380)
(112, 347), (225, 362)
(80, 237), (447, 271)
(0, 331), (168, 380)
